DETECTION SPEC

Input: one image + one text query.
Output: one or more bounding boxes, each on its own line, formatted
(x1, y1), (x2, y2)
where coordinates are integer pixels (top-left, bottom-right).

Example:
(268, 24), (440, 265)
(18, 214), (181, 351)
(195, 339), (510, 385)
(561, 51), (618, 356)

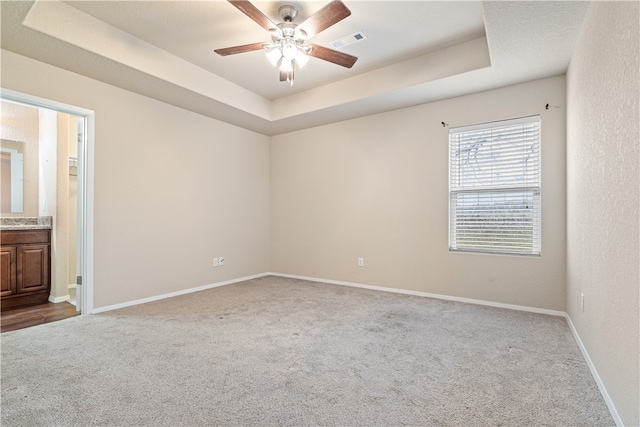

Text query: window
(449, 116), (541, 256)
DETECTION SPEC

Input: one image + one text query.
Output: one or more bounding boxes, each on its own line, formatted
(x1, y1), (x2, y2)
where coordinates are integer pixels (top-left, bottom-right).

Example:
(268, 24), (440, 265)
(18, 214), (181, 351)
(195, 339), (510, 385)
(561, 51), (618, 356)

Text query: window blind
(449, 116), (541, 255)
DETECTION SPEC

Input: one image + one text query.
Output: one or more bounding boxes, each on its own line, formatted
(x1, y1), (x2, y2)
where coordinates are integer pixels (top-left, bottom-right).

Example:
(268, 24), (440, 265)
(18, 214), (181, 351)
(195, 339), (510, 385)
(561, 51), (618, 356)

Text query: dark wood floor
(1, 302), (80, 333)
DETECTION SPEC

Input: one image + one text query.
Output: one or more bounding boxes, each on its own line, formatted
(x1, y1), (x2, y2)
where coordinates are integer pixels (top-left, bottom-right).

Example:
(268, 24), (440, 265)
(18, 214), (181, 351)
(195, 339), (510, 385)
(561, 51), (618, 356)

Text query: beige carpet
(1, 275), (612, 426)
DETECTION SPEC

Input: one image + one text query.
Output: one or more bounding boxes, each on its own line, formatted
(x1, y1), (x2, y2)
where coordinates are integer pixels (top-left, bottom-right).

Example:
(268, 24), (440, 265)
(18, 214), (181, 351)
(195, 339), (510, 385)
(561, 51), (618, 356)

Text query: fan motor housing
(279, 5), (298, 22)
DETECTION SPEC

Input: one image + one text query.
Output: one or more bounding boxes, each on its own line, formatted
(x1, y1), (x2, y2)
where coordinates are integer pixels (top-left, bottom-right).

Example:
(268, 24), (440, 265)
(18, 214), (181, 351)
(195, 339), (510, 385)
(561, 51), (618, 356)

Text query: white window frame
(448, 115), (541, 256)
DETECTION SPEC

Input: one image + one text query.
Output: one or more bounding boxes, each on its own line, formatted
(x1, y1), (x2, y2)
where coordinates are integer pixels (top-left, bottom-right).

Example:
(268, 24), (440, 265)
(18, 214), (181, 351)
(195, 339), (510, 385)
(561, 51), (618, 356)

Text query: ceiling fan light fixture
(279, 58), (293, 73)
(295, 28), (308, 41)
(281, 42), (298, 60)
(295, 50), (310, 68)
(265, 48), (282, 66)
(216, 0), (358, 85)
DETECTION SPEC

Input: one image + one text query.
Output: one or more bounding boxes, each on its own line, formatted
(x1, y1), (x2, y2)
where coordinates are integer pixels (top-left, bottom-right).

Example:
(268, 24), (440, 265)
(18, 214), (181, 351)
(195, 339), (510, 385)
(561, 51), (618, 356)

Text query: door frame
(1, 88), (95, 314)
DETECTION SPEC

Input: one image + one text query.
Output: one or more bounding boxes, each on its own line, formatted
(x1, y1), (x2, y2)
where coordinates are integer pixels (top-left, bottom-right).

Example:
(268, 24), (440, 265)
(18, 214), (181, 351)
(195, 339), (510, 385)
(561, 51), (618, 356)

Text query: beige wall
(1, 50), (271, 309)
(271, 76), (567, 311)
(566, 2), (639, 425)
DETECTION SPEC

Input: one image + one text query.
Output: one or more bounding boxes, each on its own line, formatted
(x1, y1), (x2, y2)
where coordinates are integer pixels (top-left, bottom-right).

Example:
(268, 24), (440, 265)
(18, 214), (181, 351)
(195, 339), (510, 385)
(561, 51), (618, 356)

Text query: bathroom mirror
(0, 139), (25, 213)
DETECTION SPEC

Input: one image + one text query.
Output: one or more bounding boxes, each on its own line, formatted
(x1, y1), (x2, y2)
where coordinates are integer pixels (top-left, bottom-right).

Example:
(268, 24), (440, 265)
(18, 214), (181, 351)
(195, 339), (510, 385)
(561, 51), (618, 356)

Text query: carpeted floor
(1, 276), (613, 426)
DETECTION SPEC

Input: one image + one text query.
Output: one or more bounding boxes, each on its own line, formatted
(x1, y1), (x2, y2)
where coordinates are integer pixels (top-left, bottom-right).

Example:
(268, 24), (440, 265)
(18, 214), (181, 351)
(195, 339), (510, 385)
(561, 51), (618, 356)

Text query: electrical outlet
(213, 258), (219, 267)
(219, 257), (225, 266)
(358, 257), (364, 267)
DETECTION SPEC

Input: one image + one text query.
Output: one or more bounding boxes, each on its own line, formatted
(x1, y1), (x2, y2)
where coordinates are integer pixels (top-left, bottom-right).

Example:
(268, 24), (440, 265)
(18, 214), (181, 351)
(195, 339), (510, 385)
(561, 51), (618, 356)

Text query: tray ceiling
(1, 1), (590, 135)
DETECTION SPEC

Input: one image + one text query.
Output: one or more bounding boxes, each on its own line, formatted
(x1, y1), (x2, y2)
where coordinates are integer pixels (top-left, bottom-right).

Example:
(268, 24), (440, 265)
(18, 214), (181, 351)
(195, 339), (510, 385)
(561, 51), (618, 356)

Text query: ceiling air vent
(331, 31), (367, 49)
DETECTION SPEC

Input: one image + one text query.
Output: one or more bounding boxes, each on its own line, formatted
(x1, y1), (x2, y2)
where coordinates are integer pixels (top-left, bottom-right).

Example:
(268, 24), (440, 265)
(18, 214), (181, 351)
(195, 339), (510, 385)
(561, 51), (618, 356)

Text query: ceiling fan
(214, 0), (358, 85)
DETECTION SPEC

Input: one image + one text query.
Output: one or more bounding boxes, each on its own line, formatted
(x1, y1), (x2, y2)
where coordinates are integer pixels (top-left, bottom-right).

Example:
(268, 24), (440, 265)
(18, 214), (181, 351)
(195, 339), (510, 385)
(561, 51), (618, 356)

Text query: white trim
(0, 88), (94, 116)
(80, 109), (95, 315)
(49, 295), (70, 303)
(565, 315), (623, 426)
(90, 273), (271, 314)
(268, 272), (566, 317)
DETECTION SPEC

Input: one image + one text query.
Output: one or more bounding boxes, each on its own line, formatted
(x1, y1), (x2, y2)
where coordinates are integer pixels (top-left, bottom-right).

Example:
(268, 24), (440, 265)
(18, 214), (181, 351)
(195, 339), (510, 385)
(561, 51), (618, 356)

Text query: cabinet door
(0, 246), (17, 297)
(16, 244), (50, 294)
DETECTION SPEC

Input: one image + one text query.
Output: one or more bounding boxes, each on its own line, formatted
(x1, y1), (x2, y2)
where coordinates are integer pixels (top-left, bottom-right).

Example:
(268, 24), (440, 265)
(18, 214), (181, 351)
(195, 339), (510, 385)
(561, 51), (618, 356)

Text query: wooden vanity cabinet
(1, 229), (51, 310)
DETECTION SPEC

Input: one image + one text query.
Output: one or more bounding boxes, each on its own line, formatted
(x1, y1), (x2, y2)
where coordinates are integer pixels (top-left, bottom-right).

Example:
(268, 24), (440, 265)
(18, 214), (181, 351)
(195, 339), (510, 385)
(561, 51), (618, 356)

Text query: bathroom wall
(49, 112), (77, 300)
(0, 100), (40, 217)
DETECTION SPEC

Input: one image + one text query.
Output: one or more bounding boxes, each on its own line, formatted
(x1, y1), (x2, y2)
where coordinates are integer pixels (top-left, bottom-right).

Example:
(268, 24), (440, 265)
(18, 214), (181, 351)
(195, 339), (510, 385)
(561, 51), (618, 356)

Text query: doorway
(0, 88), (94, 315)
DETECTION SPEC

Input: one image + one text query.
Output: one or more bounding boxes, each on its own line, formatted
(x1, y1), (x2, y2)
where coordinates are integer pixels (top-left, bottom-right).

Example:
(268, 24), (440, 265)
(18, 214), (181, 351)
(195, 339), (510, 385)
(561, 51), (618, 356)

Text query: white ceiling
(0, 1), (590, 136)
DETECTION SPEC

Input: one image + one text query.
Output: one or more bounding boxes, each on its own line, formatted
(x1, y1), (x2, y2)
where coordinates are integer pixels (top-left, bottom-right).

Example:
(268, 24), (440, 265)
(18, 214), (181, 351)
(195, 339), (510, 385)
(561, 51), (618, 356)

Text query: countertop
(0, 216), (53, 231)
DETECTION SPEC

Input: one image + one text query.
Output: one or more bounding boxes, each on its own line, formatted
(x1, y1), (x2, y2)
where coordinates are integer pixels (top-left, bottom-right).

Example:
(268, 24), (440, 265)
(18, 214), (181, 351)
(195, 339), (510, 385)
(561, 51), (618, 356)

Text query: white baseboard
(269, 272), (566, 317)
(49, 295), (70, 303)
(90, 272), (270, 314)
(565, 315), (623, 426)
(89, 271), (565, 317)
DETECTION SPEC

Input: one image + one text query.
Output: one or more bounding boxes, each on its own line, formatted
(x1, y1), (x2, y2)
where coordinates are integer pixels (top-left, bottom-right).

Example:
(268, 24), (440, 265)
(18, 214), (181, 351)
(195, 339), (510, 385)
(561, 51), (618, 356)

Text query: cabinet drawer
(1, 230), (50, 245)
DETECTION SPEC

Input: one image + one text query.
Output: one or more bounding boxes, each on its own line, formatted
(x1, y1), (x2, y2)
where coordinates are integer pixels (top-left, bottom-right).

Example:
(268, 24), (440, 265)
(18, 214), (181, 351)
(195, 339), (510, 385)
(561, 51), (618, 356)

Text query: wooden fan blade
(214, 42), (266, 56)
(228, 0), (276, 31)
(308, 44), (358, 68)
(298, 0), (351, 39)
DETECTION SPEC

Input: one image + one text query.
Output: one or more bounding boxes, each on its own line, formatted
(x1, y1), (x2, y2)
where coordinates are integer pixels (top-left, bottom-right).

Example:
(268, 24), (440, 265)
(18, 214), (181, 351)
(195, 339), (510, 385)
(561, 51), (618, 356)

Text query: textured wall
(271, 76), (567, 311)
(566, 2), (640, 425)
